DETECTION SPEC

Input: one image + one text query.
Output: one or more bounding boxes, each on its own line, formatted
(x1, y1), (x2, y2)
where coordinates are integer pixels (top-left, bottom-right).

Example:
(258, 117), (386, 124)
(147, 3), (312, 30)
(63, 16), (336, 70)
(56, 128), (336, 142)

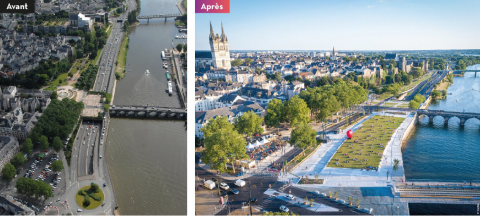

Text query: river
(105, 0), (187, 214)
(404, 64), (480, 214)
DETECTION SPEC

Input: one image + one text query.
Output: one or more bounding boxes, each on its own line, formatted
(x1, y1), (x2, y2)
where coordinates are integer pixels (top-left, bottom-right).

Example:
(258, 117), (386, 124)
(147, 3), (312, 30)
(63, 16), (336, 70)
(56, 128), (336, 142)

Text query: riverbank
(115, 35), (129, 79)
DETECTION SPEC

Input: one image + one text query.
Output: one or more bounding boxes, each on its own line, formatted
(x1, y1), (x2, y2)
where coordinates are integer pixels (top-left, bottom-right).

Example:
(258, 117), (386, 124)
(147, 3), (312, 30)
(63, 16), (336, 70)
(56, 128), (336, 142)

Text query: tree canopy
(52, 136), (63, 153)
(11, 153), (27, 168)
(284, 95), (310, 127)
(51, 160), (64, 172)
(234, 110), (264, 137)
(264, 99), (284, 128)
(22, 138), (33, 154)
(2, 163), (16, 181)
(16, 177), (54, 199)
(200, 116), (235, 138)
(290, 123), (317, 154)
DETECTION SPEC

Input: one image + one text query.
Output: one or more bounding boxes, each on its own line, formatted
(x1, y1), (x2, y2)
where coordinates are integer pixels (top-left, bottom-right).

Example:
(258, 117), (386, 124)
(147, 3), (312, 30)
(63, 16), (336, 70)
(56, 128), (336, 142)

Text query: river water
(403, 64), (480, 181)
(105, 0), (187, 214)
(404, 65), (480, 214)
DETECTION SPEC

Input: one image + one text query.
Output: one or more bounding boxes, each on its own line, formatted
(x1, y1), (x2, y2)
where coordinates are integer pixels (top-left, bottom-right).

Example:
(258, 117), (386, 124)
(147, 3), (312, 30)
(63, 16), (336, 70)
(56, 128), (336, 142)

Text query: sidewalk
(199, 144), (295, 180)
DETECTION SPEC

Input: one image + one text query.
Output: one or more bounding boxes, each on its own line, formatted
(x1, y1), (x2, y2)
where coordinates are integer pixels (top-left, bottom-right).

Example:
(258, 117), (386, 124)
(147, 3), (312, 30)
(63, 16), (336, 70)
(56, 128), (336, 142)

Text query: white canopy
(254, 140), (262, 148)
(261, 139), (270, 145)
(246, 143), (254, 149)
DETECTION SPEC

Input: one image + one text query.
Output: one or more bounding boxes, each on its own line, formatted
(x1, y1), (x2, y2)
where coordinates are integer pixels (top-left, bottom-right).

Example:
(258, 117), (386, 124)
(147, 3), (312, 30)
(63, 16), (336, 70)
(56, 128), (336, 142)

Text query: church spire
(221, 22), (226, 41)
(209, 21), (214, 39)
(333, 46), (335, 56)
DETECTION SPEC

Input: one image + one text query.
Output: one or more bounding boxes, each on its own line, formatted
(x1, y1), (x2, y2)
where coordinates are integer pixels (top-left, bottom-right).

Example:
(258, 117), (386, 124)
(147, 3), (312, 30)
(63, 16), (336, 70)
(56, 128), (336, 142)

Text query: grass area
(298, 178), (324, 184)
(75, 185), (104, 210)
(435, 81), (451, 91)
(44, 86), (57, 91)
(383, 102), (398, 107)
(175, 20), (185, 26)
(51, 73), (69, 87)
(397, 104), (410, 108)
(400, 74), (430, 92)
(115, 35), (129, 79)
(375, 93), (393, 101)
(327, 115), (405, 169)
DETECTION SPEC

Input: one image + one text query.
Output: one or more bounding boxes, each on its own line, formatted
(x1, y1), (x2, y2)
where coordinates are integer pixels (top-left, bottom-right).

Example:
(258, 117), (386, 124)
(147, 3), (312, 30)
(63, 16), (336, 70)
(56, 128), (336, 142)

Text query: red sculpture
(346, 130), (353, 139)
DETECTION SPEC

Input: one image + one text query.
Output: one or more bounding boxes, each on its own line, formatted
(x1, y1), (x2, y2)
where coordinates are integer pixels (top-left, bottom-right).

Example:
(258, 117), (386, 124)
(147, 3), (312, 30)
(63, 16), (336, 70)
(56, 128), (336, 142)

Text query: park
(327, 115), (405, 169)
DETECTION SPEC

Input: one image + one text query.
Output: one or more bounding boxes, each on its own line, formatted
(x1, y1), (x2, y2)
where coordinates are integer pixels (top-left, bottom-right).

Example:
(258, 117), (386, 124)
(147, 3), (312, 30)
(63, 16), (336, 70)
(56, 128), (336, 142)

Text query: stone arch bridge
(109, 105), (186, 120)
(417, 109), (480, 126)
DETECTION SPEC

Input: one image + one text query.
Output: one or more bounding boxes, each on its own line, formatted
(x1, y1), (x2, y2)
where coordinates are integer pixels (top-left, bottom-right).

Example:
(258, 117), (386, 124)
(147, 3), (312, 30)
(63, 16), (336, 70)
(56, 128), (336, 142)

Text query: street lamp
(248, 180), (253, 215)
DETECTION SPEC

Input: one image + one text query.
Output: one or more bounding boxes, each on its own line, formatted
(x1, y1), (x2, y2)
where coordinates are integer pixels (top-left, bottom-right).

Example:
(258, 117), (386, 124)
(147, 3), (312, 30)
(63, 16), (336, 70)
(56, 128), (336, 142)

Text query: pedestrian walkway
(200, 145), (295, 180)
(285, 111), (414, 188)
(194, 181), (226, 215)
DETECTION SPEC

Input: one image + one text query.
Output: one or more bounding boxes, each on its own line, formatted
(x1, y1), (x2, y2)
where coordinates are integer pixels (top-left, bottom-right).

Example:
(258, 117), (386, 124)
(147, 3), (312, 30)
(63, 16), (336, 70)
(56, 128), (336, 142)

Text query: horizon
(196, 0), (480, 50)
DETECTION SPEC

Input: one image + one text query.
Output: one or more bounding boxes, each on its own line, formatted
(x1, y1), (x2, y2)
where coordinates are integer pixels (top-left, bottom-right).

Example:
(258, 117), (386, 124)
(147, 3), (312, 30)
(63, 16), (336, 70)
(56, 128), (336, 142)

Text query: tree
(265, 99), (284, 128)
(245, 58), (253, 65)
(431, 90), (442, 98)
(356, 198), (361, 208)
(409, 100), (419, 110)
(200, 116), (235, 138)
(16, 177), (53, 199)
(39, 135), (49, 151)
(290, 123), (316, 155)
(413, 94), (426, 104)
(231, 59), (243, 67)
(348, 196), (353, 205)
(183, 44), (187, 52)
(176, 43), (184, 52)
(202, 125), (247, 173)
(393, 159), (400, 173)
(22, 138), (33, 154)
(11, 153), (27, 168)
(90, 182), (100, 193)
(2, 163), (16, 181)
(51, 160), (64, 172)
(284, 95), (310, 127)
(234, 110), (264, 137)
(52, 136), (63, 152)
(50, 91), (58, 100)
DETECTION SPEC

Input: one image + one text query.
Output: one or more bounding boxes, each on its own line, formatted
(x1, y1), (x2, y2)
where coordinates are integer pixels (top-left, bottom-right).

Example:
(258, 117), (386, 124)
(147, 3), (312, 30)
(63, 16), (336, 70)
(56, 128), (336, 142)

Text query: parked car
(230, 188), (239, 195)
(219, 182), (230, 190)
(279, 205), (289, 212)
(284, 194), (295, 200)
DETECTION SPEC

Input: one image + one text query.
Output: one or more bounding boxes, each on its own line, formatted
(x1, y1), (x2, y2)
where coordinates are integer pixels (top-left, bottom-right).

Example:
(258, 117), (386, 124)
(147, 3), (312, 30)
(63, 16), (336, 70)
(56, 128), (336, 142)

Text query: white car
(280, 205), (289, 212)
(284, 194), (295, 200)
(219, 182), (229, 190)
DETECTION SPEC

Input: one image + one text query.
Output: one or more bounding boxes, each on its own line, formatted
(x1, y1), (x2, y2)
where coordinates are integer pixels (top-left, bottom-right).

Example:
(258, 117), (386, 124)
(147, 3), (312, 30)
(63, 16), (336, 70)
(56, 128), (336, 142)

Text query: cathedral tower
(209, 22), (231, 70)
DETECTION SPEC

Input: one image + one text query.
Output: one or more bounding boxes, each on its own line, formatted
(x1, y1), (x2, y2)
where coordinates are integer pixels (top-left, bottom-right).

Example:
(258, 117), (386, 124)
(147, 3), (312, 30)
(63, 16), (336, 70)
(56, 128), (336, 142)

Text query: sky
(195, 0), (480, 51)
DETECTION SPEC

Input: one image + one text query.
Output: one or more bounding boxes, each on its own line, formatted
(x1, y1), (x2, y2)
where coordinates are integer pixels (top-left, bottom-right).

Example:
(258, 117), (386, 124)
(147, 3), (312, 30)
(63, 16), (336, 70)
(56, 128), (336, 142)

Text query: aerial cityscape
(0, 0), (187, 215)
(195, 0), (480, 215)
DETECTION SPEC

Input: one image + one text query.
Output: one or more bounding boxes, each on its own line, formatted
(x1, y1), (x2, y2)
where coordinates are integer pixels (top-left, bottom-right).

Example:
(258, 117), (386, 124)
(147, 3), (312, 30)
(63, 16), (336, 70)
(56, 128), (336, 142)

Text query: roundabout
(75, 183), (105, 210)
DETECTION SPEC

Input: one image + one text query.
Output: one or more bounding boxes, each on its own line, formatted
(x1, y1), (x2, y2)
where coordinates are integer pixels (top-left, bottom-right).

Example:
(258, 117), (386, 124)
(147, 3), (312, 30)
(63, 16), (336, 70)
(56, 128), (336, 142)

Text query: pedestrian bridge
(137, 14), (182, 22)
(417, 109), (480, 126)
(109, 106), (186, 120)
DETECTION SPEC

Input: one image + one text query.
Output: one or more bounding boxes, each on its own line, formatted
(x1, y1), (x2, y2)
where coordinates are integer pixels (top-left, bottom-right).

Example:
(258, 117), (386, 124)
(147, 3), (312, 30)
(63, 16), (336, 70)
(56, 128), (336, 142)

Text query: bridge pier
(165, 17), (167, 22)
(444, 117), (449, 126)
(428, 116), (434, 124)
(460, 118), (466, 126)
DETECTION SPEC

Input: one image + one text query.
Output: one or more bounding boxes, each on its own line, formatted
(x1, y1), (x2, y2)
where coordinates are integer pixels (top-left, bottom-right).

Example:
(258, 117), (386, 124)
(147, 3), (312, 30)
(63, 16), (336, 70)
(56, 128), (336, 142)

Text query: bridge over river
(417, 109), (480, 126)
(109, 105), (186, 120)
(136, 14), (182, 22)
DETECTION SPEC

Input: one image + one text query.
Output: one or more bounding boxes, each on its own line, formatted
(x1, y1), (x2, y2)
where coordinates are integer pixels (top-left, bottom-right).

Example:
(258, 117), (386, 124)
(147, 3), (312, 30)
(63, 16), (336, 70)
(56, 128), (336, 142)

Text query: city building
(0, 136), (19, 172)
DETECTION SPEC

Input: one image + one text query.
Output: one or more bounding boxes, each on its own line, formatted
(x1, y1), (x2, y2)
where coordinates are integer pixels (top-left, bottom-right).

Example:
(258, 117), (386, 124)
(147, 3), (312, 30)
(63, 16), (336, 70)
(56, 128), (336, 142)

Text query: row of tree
(76, 64), (100, 90)
(298, 81), (368, 123)
(408, 94), (426, 110)
(16, 177), (54, 199)
(29, 98), (84, 144)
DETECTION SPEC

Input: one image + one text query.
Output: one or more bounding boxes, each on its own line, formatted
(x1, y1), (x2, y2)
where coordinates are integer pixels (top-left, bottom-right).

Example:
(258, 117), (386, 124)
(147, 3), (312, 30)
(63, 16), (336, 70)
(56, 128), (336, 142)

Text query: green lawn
(45, 86), (57, 91)
(75, 185), (105, 210)
(375, 93), (393, 101)
(397, 104), (410, 108)
(115, 35), (129, 79)
(51, 73), (69, 87)
(383, 102), (397, 107)
(327, 115), (405, 169)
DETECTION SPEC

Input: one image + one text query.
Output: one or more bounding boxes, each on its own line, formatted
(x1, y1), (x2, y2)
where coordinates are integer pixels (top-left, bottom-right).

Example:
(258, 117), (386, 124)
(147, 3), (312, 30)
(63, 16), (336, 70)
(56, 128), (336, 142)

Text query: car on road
(229, 188), (239, 194)
(219, 182), (229, 190)
(336, 199), (346, 204)
(279, 205), (289, 212)
(248, 198), (257, 204)
(284, 194), (295, 200)
(102, 202), (106, 207)
(77, 209), (82, 212)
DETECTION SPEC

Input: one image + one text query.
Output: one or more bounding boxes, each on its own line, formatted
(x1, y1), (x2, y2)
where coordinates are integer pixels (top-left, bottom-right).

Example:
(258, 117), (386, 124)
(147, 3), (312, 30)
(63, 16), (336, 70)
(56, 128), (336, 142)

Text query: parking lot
(14, 151), (66, 212)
